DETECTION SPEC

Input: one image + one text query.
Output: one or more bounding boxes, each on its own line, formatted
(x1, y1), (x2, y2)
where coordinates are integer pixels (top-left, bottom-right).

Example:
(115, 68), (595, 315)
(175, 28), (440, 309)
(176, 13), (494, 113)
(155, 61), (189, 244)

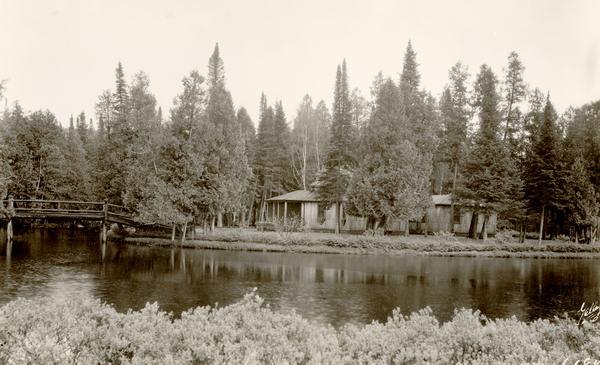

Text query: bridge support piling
(6, 196), (14, 243)
(101, 200), (108, 244)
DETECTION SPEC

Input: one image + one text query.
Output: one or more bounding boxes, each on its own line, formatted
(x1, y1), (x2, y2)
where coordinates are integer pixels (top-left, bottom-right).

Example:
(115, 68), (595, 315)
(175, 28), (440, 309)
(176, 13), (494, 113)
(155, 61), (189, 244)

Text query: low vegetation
(127, 228), (600, 258)
(1, 291), (598, 364)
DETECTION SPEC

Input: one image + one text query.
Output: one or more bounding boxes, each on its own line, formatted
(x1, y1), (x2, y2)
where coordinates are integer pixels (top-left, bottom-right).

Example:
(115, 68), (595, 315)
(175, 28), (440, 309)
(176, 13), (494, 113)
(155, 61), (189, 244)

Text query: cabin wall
(425, 206), (452, 233)
(294, 201), (497, 236)
(454, 211), (497, 235)
(302, 202), (319, 226)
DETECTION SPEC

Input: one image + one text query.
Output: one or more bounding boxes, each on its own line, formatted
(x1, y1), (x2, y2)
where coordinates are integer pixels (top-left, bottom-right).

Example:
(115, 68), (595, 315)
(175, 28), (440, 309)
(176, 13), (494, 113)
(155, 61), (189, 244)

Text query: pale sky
(1, 0), (599, 127)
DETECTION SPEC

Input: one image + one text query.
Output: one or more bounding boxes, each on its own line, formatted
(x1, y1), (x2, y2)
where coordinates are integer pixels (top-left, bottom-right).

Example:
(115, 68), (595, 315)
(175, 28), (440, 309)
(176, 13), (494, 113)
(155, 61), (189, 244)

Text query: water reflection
(2, 229), (600, 326)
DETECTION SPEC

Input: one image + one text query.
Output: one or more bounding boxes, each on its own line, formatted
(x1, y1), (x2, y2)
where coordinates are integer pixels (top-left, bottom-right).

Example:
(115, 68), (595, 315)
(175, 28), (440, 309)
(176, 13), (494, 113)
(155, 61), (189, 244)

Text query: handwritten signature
(562, 357), (600, 365)
(578, 302), (600, 325)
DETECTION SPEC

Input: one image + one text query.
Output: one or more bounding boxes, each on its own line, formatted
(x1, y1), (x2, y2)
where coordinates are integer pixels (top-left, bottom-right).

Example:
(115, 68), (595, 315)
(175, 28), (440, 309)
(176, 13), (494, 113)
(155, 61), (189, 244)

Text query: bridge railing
(8, 199), (105, 213)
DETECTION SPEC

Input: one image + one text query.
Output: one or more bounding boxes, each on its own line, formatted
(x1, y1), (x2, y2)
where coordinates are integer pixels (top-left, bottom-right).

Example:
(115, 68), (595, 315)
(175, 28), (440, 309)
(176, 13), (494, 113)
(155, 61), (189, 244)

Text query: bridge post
(101, 200), (108, 244)
(6, 195), (14, 243)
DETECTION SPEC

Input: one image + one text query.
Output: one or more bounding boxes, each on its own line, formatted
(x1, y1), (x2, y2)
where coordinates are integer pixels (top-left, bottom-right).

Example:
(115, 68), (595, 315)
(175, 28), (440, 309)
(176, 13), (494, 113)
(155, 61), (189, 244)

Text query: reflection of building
(261, 190), (497, 235)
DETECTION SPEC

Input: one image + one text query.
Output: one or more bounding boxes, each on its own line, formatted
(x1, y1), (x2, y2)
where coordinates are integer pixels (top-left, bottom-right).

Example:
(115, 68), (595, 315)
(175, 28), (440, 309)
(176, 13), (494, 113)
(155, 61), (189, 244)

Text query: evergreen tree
(502, 52), (527, 142)
(205, 44), (251, 227)
(271, 101), (292, 194)
(113, 62), (129, 134)
(2, 107), (68, 199)
(237, 107), (256, 225)
(96, 63), (132, 204)
(564, 157), (599, 243)
(524, 96), (562, 243)
(399, 41), (420, 95)
(76, 111), (89, 146)
(435, 63), (470, 229)
(458, 65), (520, 240)
(316, 60), (356, 234)
(254, 94), (276, 221)
(132, 70), (206, 234)
(122, 72), (161, 215)
(62, 116), (91, 200)
(347, 78), (431, 235)
(399, 42), (438, 161)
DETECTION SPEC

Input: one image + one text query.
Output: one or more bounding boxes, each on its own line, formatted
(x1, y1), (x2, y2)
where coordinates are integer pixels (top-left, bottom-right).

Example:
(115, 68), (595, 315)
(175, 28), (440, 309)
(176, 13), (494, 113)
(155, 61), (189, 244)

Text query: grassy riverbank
(126, 228), (600, 258)
(1, 292), (598, 364)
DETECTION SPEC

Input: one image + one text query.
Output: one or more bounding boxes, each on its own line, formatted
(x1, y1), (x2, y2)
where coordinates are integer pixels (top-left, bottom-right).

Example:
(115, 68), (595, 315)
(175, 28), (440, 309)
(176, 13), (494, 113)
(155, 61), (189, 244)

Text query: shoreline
(124, 229), (600, 259)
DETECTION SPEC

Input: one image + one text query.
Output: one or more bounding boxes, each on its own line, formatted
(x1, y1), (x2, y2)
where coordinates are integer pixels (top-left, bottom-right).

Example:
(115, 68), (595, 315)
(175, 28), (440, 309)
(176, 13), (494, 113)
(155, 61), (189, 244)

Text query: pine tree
(502, 52), (526, 142)
(524, 96), (562, 243)
(437, 63), (470, 230)
(97, 63), (132, 204)
(399, 42), (437, 160)
(316, 60), (357, 234)
(399, 41), (420, 94)
(458, 65), (520, 240)
(237, 107), (256, 225)
(122, 72), (161, 215)
(113, 62), (129, 135)
(254, 94), (276, 221)
(272, 101), (292, 194)
(62, 116), (91, 200)
(347, 78), (431, 235)
(205, 44), (251, 227)
(564, 157), (599, 243)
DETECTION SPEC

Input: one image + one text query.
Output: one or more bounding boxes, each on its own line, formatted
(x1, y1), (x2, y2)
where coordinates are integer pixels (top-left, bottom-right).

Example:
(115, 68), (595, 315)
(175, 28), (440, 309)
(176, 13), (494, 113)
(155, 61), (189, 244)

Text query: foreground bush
(2, 292), (598, 364)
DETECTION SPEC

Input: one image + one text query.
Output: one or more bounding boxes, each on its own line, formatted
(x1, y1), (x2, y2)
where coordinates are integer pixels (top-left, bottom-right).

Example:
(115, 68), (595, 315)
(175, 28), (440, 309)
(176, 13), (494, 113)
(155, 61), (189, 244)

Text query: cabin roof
(432, 194), (452, 206)
(266, 190), (320, 202)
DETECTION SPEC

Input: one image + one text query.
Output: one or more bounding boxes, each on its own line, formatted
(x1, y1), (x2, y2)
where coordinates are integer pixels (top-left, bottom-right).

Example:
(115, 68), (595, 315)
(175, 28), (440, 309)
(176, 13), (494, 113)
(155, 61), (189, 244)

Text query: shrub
(1, 292), (599, 364)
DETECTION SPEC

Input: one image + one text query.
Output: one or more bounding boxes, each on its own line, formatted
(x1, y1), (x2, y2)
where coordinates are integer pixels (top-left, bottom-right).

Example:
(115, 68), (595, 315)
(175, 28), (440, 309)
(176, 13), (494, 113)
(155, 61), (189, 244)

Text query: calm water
(1, 228), (600, 326)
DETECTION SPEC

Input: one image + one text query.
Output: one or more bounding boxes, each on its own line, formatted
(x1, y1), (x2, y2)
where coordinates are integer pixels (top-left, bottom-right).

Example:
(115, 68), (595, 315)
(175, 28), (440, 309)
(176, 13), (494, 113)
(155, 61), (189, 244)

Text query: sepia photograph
(1, 0), (600, 363)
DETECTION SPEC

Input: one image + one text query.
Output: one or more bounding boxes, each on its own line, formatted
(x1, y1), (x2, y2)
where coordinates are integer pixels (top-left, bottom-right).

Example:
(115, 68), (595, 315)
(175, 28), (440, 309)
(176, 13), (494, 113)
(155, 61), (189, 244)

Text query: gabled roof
(266, 190), (320, 202)
(432, 194), (452, 206)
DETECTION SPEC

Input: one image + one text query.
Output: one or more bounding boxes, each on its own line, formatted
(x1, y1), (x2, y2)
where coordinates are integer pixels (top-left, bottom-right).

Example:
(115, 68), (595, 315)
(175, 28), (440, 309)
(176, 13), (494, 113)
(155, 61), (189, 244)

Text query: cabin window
(453, 207), (461, 224)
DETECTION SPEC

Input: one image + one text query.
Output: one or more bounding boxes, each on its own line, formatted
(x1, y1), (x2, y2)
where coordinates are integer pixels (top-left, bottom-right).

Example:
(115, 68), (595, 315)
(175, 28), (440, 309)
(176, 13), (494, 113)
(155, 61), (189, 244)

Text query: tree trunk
(404, 220), (410, 237)
(180, 221), (188, 245)
(211, 216), (215, 232)
(335, 202), (340, 235)
(450, 164), (458, 233)
(468, 212), (479, 239)
(538, 205), (545, 245)
(519, 217), (525, 243)
(479, 215), (488, 241)
(575, 227), (579, 244)
(217, 212), (223, 228)
(373, 218), (380, 232)
(171, 225), (176, 242)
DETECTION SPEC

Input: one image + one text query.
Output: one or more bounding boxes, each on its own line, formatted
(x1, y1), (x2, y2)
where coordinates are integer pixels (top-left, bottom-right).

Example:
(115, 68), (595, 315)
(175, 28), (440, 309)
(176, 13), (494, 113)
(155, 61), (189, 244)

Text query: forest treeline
(0, 42), (598, 241)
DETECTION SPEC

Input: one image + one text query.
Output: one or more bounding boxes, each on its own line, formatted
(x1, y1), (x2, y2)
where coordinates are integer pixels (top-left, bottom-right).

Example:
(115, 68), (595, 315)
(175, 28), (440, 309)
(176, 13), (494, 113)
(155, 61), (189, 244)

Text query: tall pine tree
(524, 96), (562, 243)
(316, 60), (356, 234)
(458, 65), (520, 240)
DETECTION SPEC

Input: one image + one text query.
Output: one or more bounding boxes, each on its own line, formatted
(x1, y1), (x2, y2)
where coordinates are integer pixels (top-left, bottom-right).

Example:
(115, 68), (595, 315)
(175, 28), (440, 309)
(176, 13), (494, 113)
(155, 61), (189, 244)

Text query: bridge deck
(2, 199), (158, 228)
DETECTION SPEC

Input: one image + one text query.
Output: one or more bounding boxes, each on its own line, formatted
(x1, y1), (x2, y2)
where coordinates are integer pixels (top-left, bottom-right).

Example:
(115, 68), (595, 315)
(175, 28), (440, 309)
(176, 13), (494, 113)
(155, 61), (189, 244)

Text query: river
(1, 228), (599, 326)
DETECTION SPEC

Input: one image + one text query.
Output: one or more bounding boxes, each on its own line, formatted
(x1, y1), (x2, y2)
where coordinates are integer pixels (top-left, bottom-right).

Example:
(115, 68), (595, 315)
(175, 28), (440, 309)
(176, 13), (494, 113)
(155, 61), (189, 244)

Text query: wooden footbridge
(1, 196), (155, 243)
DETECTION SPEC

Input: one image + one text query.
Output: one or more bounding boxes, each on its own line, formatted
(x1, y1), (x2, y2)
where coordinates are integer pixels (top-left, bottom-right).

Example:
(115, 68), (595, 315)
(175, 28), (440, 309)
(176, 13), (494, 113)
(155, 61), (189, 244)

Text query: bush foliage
(1, 291), (599, 364)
